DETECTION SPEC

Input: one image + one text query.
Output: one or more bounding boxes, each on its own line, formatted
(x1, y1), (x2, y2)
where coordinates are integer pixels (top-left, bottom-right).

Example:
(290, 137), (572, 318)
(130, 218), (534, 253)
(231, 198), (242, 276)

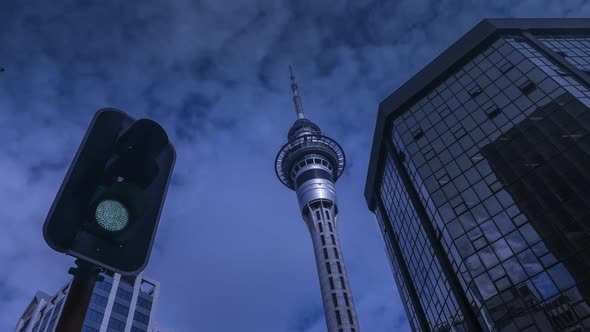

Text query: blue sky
(2, 1), (590, 331)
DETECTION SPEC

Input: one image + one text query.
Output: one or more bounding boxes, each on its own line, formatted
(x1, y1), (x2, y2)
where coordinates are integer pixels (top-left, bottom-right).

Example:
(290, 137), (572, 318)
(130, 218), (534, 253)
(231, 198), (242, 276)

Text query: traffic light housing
(43, 109), (176, 275)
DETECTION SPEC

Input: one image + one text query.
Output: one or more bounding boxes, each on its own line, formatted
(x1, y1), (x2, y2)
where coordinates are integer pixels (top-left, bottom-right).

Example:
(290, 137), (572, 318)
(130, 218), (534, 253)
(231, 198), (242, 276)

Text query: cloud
(2, 0), (590, 331)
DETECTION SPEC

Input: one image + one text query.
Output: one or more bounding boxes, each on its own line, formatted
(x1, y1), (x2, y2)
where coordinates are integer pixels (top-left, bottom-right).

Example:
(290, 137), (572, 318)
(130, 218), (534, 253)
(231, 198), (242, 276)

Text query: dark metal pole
(56, 259), (102, 332)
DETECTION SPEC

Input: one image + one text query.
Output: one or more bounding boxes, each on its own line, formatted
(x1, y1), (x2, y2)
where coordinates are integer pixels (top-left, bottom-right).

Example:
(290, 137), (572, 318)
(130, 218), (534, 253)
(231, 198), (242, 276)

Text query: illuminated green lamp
(95, 199), (130, 232)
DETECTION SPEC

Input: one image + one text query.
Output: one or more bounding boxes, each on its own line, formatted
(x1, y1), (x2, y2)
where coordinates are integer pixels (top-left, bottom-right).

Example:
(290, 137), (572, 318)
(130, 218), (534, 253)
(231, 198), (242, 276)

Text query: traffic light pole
(56, 259), (103, 331)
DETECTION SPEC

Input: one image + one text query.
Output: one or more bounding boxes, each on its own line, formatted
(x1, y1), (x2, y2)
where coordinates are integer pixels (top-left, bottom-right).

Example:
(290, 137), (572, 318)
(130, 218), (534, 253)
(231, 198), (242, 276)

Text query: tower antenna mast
(289, 65), (305, 119)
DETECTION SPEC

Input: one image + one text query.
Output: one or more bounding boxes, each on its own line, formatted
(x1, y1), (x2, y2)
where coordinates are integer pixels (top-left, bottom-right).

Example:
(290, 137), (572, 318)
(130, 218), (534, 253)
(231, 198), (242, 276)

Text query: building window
(112, 302), (130, 316)
(337, 262), (342, 273)
(328, 222), (333, 232)
(325, 210), (331, 220)
(46, 299), (64, 332)
(555, 68), (568, 75)
(136, 296), (153, 311)
(332, 293), (338, 307)
(31, 320), (40, 332)
(133, 311), (150, 325)
(451, 124), (466, 140)
(326, 262), (332, 274)
(96, 281), (112, 292)
(348, 310), (354, 324)
(331, 235), (336, 245)
(91, 293), (108, 307)
(316, 211), (321, 220)
(467, 82), (483, 97)
(108, 317), (126, 331)
(484, 104), (501, 119)
(321, 235), (326, 246)
(344, 292), (350, 306)
(20, 318), (30, 331)
(85, 309), (104, 323)
(39, 311), (51, 332)
(116, 287), (133, 301)
(555, 50), (567, 57)
(318, 223), (323, 233)
(333, 248), (340, 259)
(82, 326), (99, 332)
(323, 248), (329, 259)
(411, 126), (424, 140)
(131, 327), (147, 332)
(498, 58), (514, 73)
(340, 277), (346, 290)
(517, 79), (536, 94)
(329, 277), (335, 290)
(46, 318), (57, 332)
(335, 310), (342, 325)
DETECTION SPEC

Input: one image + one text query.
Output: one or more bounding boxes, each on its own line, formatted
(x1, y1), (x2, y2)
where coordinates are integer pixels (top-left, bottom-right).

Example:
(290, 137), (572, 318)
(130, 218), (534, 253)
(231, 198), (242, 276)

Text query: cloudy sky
(2, 1), (590, 331)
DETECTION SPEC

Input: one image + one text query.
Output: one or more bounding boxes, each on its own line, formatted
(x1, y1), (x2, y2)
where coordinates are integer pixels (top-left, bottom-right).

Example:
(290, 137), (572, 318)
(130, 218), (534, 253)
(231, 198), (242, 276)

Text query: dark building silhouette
(365, 19), (590, 331)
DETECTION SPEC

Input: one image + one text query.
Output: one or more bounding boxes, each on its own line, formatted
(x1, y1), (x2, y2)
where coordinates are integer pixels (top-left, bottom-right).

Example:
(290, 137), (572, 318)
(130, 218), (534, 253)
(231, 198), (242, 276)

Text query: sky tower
(275, 66), (360, 332)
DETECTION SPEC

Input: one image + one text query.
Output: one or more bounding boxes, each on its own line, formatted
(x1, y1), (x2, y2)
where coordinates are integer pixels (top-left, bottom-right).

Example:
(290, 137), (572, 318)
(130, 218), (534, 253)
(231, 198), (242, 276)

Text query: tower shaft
(294, 154), (360, 332)
(304, 201), (360, 332)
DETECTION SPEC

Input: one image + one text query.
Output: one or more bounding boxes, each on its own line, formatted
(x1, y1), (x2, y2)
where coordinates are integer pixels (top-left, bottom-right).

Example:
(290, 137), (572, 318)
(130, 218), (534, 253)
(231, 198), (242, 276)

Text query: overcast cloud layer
(2, 1), (590, 331)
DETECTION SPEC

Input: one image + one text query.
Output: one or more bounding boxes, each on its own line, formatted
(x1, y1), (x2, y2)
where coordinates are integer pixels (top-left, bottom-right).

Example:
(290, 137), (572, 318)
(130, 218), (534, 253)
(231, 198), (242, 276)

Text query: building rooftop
(364, 18), (590, 210)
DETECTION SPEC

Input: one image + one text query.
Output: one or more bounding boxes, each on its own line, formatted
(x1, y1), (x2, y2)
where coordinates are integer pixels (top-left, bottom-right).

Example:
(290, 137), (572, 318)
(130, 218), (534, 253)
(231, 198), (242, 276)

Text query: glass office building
(15, 272), (164, 332)
(365, 19), (590, 331)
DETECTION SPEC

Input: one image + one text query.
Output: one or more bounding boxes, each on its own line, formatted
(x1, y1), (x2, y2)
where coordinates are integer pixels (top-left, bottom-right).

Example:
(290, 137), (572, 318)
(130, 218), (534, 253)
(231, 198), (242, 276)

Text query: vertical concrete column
(100, 274), (121, 332)
(305, 202), (360, 332)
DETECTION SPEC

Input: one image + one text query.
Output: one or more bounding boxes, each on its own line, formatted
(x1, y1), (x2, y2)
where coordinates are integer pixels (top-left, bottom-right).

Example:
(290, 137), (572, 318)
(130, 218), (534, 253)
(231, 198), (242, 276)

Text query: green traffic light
(95, 199), (129, 232)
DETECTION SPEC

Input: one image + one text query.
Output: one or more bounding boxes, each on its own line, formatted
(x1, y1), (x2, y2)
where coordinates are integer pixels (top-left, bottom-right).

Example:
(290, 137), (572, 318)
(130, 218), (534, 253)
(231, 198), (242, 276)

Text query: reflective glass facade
(16, 273), (160, 332)
(538, 36), (590, 73)
(369, 21), (590, 332)
(377, 154), (465, 331)
(84, 277), (112, 332)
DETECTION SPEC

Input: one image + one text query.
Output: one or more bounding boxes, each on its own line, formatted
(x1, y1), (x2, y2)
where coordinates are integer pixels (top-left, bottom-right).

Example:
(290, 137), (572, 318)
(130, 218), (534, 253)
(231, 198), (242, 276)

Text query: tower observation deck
(275, 66), (360, 332)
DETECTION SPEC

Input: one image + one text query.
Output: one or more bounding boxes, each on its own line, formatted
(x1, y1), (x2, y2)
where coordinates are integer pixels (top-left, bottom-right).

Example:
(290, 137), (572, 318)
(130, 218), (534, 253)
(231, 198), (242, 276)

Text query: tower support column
(305, 201), (360, 332)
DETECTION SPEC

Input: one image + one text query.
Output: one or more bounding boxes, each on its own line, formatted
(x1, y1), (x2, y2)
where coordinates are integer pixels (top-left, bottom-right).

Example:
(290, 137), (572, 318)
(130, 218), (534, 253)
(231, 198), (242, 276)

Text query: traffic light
(43, 108), (176, 275)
